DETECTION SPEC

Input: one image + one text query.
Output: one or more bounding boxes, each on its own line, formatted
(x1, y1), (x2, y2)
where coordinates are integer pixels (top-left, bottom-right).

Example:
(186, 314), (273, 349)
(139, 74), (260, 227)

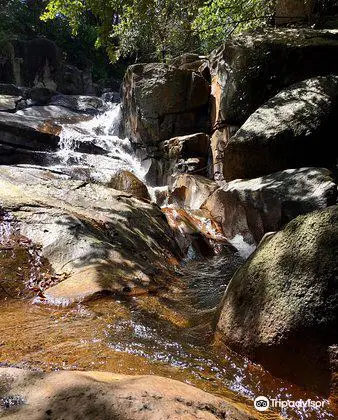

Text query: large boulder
(57, 64), (85, 95)
(203, 167), (337, 244)
(122, 63), (210, 147)
(0, 368), (254, 420)
(219, 76), (338, 181)
(210, 28), (338, 127)
(217, 206), (338, 394)
(13, 39), (60, 91)
(0, 166), (180, 305)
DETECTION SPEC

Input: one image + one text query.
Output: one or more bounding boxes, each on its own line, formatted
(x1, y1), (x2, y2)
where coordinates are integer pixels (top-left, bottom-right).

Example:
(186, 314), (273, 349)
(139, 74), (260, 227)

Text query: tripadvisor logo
(254, 396), (326, 411)
(254, 396), (270, 411)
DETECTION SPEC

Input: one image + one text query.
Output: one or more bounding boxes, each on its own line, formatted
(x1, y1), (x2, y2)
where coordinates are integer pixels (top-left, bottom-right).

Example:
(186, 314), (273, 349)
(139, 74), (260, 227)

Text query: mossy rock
(217, 205), (338, 395)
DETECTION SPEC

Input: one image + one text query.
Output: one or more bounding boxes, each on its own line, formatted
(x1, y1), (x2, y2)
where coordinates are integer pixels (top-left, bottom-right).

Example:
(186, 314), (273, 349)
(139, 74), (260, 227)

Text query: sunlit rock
(122, 63), (210, 146)
(221, 76), (338, 181)
(0, 368), (254, 420)
(203, 167), (337, 244)
(210, 28), (338, 128)
(50, 94), (106, 115)
(0, 95), (21, 112)
(168, 174), (218, 210)
(107, 170), (150, 201)
(0, 112), (61, 151)
(162, 207), (236, 258)
(0, 166), (181, 305)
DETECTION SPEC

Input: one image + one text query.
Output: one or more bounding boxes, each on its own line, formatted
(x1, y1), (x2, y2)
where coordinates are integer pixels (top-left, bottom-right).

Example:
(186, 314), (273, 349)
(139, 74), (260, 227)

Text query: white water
(52, 103), (147, 183)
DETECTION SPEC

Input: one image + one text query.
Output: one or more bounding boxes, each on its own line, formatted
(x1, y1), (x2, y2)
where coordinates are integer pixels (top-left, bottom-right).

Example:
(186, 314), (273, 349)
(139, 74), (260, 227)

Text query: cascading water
(52, 102), (147, 183)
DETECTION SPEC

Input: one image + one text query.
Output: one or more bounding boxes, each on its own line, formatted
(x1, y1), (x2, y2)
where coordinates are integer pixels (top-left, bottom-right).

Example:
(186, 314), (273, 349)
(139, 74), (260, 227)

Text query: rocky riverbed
(0, 28), (337, 420)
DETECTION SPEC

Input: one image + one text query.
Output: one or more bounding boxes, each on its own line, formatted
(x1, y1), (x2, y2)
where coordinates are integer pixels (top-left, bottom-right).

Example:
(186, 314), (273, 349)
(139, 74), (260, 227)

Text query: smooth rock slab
(0, 95), (21, 112)
(16, 105), (87, 120)
(0, 166), (181, 304)
(0, 112), (61, 151)
(0, 368), (255, 420)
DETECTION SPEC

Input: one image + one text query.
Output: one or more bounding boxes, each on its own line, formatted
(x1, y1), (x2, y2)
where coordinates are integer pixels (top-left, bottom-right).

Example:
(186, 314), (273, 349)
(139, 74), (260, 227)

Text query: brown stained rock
(0, 368), (256, 420)
(168, 174), (218, 210)
(0, 112), (61, 151)
(162, 207), (236, 258)
(203, 167), (337, 244)
(107, 171), (150, 201)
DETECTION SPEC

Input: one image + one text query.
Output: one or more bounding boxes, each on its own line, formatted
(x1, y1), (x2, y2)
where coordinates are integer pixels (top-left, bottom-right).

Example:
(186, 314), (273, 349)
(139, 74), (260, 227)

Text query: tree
(41, 0), (276, 62)
(193, 0), (275, 53)
(41, 0), (203, 62)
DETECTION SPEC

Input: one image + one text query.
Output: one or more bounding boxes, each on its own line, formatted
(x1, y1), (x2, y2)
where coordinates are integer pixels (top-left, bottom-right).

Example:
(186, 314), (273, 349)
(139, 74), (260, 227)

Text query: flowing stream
(0, 100), (336, 420)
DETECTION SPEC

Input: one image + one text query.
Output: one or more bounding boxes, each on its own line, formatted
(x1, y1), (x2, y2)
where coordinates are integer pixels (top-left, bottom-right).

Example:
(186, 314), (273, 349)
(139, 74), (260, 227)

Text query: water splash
(228, 234), (256, 259)
(55, 103), (146, 183)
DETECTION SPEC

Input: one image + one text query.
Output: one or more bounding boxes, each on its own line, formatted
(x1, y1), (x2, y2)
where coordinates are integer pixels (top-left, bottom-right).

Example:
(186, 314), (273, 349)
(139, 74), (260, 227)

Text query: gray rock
(0, 95), (21, 112)
(122, 63), (210, 147)
(217, 206), (338, 394)
(0, 368), (253, 420)
(0, 166), (180, 305)
(16, 105), (86, 119)
(57, 64), (84, 95)
(50, 94), (106, 114)
(0, 84), (22, 96)
(210, 28), (338, 127)
(203, 167), (337, 244)
(221, 76), (338, 181)
(29, 87), (53, 105)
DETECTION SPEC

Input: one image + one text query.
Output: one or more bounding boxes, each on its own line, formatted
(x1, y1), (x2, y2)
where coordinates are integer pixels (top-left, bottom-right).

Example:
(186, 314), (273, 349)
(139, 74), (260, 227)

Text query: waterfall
(52, 102), (147, 184)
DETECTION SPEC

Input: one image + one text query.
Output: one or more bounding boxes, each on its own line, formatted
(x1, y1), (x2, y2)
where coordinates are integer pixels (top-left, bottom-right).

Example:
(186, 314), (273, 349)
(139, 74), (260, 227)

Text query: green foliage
(0, 0), (118, 82)
(42, 0), (275, 62)
(194, 0), (275, 53)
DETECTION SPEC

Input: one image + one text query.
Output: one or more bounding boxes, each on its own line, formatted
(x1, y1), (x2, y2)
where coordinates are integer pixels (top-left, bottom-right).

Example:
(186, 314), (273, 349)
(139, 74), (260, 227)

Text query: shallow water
(0, 259), (336, 420)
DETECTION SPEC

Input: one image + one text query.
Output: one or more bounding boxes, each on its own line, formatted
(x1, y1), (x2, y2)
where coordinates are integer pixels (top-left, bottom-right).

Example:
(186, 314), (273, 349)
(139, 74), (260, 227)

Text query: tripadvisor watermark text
(254, 396), (326, 412)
